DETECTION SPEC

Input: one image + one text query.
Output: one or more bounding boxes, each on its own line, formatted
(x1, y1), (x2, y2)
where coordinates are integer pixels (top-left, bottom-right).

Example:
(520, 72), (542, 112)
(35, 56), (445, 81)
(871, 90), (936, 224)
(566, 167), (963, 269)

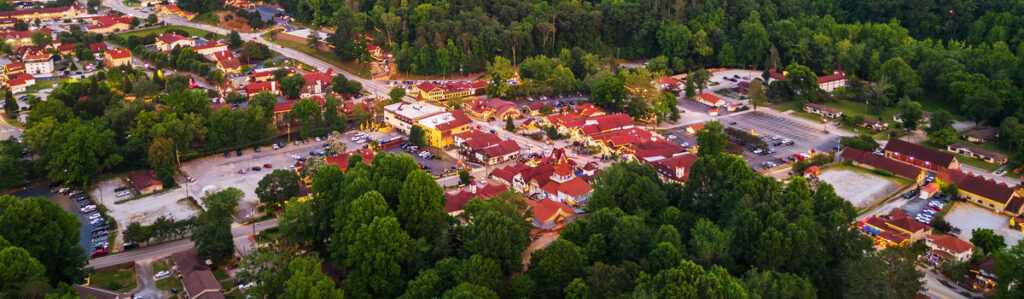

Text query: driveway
(132, 260), (169, 299)
(944, 203), (1024, 247)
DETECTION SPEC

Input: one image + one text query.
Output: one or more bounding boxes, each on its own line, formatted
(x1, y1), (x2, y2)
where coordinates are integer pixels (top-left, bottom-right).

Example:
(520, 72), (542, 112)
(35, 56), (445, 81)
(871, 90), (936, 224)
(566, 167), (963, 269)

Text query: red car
(91, 249), (108, 258)
(263, 164), (273, 168)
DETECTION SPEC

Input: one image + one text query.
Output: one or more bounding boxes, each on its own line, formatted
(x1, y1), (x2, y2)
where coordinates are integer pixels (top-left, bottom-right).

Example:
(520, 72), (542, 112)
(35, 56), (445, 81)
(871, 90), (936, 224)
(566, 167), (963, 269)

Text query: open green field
(261, 32), (370, 78)
(90, 267), (138, 293)
(114, 26), (224, 40)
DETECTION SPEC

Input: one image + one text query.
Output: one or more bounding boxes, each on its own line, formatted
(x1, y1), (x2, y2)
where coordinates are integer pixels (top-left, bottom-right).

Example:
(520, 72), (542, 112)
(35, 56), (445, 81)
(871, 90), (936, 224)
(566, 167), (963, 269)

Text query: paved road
(0, 113), (21, 140)
(103, 0), (393, 97)
(132, 259), (167, 299)
(923, 268), (971, 299)
(88, 219), (278, 269)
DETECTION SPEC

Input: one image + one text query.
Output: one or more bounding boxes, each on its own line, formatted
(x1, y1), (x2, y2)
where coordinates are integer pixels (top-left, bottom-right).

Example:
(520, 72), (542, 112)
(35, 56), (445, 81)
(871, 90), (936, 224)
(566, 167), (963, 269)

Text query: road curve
(103, 0), (393, 96)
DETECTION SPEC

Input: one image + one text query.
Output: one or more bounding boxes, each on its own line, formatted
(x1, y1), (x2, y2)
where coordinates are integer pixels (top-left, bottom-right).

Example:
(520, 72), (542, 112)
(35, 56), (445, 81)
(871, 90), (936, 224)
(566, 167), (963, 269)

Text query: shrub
(872, 169), (893, 176)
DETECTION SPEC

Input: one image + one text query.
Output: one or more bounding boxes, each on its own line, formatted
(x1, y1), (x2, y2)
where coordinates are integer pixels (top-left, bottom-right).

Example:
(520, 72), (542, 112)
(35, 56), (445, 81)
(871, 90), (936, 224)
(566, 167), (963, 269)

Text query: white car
(154, 270), (170, 279)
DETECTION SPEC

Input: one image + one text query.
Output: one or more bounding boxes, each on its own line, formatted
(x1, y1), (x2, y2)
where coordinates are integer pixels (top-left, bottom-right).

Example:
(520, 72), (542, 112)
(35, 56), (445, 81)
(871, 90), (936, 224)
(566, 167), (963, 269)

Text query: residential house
(883, 138), (959, 170)
(522, 102), (553, 116)
(648, 153), (698, 183)
(841, 148), (926, 182)
(89, 42), (108, 53)
(22, 50), (53, 75)
(73, 285), (133, 299)
(654, 76), (682, 90)
(862, 117), (888, 130)
(537, 164), (593, 205)
(925, 234), (973, 263)
(413, 81), (487, 102)
(300, 70), (335, 98)
(155, 33), (194, 52)
(572, 103), (605, 117)
(418, 110), (474, 148)
(3, 62), (23, 75)
(453, 130), (502, 148)
(57, 43), (76, 55)
(685, 123), (704, 135)
(464, 97), (521, 121)
(803, 103), (843, 118)
(156, 5), (196, 20)
(893, 111), (932, 124)
(212, 51), (241, 74)
(86, 14), (133, 34)
(324, 148), (375, 172)
(271, 96), (324, 125)
(859, 208), (933, 247)
(171, 248), (225, 299)
(103, 48), (133, 68)
(471, 139), (521, 165)
(695, 93), (726, 107)
(192, 42), (228, 57)
(560, 113), (635, 139)
(0, 5), (84, 22)
(526, 198), (577, 228)
(963, 127), (998, 144)
(817, 66), (847, 92)
(250, 70), (275, 83)
(245, 81), (279, 97)
(0, 29), (53, 48)
(936, 167), (1024, 215)
(946, 143), (1008, 165)
(444, 182), (508, 216)
(383, 101), (446, 135)
(128, 170), (164, 195)
(5, 72), (35, 94)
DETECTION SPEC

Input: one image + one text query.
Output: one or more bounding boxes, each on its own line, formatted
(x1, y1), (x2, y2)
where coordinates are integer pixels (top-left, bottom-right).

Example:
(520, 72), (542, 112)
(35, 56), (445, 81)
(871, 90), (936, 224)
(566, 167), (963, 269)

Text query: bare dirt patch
(817, 168), (900, 208)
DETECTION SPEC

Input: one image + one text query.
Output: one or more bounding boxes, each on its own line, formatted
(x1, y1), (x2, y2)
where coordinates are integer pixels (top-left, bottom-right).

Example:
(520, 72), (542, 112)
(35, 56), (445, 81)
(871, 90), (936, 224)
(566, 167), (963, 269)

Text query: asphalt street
(88, 219), (278, 269)
(102, 0), (394, 98)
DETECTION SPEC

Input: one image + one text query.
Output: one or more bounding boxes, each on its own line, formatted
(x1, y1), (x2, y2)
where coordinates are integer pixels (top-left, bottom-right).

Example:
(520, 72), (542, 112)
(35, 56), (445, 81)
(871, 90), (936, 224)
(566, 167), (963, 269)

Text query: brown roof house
(946, 143), (1009, 165)
(73, 285), (132, 299)
(883, 138), (959, 170)
(128, 170), (164, 195)
(172, 248), (225, 299)
(963, 127), (998, 144)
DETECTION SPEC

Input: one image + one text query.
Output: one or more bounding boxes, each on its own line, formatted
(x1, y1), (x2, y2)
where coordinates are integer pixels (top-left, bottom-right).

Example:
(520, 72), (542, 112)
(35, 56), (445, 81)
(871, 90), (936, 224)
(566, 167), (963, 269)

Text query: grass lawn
(213, 268), (235, 290)
(27, 78), (73, 93)
(153, 260), (171, 274)
(261, 33), (370, 78)
(821, 100), (900, 121)
(155, 275), (182, 294)
(115, 26), (224, 40)
(918, 95), (968, 121)
(90, 267), (138, 293)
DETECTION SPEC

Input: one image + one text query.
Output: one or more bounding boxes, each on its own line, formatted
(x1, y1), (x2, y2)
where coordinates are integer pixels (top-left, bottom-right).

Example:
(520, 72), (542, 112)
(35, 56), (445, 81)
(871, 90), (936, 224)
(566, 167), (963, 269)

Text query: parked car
(251, 166), (261, 171)
(91, 249), (108, 257)
(123, 243), (139, 251)
(263, 164), (272, 168)
(236, 150), (243, 156)
(272, 143), (279, 150)
(224, 152), (232, 158)
(154, 271), (171, 279)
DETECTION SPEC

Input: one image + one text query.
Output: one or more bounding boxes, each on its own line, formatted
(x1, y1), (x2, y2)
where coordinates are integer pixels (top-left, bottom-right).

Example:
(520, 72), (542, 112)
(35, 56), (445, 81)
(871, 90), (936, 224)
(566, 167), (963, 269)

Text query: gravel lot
(818, 169), (900, 208)
(945, 204), (1024, 247)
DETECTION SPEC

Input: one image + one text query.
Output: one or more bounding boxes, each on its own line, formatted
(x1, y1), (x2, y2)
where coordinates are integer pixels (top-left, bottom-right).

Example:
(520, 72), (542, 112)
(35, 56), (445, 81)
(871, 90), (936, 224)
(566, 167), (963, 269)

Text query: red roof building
(85, 14), (133, 33)
(444, 182), (508, 215)
(526, 198), (577, 228)
(841, 148), (925, 180)
(464, 97), (521, 121)
(936, 167), (1024, 215)
(89, 42), (108, 53)
(301, 69), (335, 98)
(245, 81), (279, 97)
(648, 153), (698, 183)
(128, 170), (164, 195)
(212, 51), (242, 74)
(883, 139), (958, 171)
(324, 148), (375, 172)
(925, 235), (973, 262)
(695, 93), (726, 107)
(859, 208), (933, 247)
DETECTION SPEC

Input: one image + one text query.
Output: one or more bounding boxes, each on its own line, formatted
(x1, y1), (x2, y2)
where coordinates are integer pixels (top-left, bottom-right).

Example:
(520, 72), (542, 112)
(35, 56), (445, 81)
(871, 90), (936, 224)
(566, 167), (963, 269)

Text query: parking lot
(12, 186), (107, 257)
(817, 168), (902, 208)
(944, 204), (1024, 246)
(667, 110), (844, 169)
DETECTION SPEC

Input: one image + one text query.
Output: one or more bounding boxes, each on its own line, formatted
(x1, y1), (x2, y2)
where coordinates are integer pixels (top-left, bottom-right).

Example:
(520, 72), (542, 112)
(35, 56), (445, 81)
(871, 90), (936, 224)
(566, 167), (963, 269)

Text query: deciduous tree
(255, 170), (301, 210)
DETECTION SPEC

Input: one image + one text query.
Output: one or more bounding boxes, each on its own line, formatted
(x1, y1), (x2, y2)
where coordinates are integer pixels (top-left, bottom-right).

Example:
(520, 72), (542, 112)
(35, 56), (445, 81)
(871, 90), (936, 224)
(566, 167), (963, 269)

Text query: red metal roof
(105, 47), (131, 60)
(927, 235), (973, 254)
